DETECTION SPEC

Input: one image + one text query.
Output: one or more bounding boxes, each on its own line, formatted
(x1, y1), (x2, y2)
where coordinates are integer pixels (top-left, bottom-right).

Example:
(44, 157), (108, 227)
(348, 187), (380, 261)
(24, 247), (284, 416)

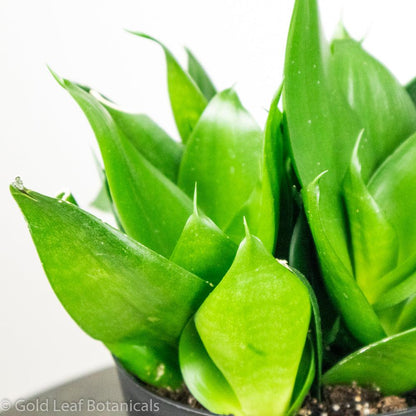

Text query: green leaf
(284, 0), (360, 274)
(91, 180), (113, 212)
(289, 210), (336, 341)
(178, 88), (263, 240)
(131, 33), (207, 143)
(170, 194), (237, 286)
(186, 48), (217, 101)
(284, 0), (415, 343)
(194, 231), (311, 416)
(287, 339), (315, 415)
(395, 297), (416, 333)
(303, 174), (386, 345)
(179, 319), (241, 415)
(323, 328), (416, 395)
(374, 265), (416, 312)
(276, 120), (298, 260)
(369, 131), (416, 262)
(342, 131), (398, 302)
(265, 87), (284, 220)
(81, 86), (183, 183)
(56, 191), (78, 206)
(11, 183), (211, 388)
(108, 342), (182, 388)
(224, 89), (282, 252)
(406, 77), (416, 107)
(52, 72), (193, 257)
(330, 36), (416, 182)
(290, 265), (322, 394)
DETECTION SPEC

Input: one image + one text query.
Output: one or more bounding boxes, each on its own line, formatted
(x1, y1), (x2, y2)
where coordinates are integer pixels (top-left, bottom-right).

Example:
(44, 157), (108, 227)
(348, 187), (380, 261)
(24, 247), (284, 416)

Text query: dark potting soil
(146, 382), (416, 415)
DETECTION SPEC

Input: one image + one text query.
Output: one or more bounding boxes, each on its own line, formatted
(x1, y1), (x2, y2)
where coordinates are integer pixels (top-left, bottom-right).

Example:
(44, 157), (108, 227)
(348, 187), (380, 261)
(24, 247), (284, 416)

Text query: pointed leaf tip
(11, 176), (25, 192)
(193, 183), (199, 215)
(47, 66), (65, 87)
(128, 31), (165, 49)
(243, 216), (251, 240)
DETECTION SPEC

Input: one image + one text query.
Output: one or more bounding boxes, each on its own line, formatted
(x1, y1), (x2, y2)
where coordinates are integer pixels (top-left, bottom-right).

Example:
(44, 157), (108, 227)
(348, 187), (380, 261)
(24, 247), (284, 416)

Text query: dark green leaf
(406, 77), (416, 107)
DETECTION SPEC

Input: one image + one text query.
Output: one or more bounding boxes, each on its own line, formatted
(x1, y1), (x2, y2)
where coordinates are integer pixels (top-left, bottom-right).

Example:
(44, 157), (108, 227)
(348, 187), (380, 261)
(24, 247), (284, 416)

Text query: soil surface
(147, 382), (416, 415)
(299, 383), (413, 415)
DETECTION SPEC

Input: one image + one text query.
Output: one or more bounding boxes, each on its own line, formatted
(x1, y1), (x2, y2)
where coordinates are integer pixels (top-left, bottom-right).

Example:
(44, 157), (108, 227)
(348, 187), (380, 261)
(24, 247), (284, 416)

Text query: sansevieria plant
(10, 0), (416, 415)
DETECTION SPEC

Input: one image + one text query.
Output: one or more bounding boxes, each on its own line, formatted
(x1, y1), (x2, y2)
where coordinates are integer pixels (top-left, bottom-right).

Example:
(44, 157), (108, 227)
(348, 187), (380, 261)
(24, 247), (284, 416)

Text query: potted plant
(10, 0), (416, 414)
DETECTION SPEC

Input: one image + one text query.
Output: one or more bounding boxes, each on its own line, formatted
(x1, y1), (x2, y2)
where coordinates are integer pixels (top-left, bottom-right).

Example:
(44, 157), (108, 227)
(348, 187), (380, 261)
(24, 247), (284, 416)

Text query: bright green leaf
(330, 36), (416, 182)
(80, 86), (183, 183)
(91, 179), (113, 212)
(131, 33), (207, 143)
(56, 191), (78, 206)
(303, 174), (386, 345)
(342, 131), (399, 302)
(179, 319), (241, 415)
(11, 183), (211, 388)
(284, 0), (360, 274)
(178, 88), (263, 240)
(374, 267), (416, 313)
(395, 297), (416, 333)
(224, 89), (281, 252)
(290, 265), (322, 394)
(323, 328), (416, 395)
(287, 339), (315, 415)
(170, 196), (237, 286)
(52, 72), (193, 257)
(108, 342), (182, 388)
(369, 131), (416, 262)
(194, 232), (311, 416)
(186, 48), (217, 101)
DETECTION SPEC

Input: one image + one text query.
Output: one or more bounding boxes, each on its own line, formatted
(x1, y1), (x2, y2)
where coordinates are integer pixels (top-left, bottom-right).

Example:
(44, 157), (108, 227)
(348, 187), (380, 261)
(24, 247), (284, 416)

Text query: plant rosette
(10, 0), (416, 415)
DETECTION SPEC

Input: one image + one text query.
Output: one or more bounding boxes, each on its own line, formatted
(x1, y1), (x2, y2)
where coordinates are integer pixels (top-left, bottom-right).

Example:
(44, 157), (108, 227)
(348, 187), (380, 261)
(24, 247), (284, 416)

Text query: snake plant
(10, 0), (416, 414)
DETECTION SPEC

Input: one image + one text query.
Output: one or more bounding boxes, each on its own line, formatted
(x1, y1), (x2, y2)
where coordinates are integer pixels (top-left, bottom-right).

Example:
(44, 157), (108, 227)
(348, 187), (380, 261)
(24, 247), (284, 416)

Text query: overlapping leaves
(285, 0), (416, 392)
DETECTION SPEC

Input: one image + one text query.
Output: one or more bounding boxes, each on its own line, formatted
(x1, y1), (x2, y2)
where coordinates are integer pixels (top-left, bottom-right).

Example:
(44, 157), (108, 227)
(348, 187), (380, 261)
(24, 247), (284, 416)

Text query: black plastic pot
(115, 360), (213, 416)
(115, 360), (416, 416)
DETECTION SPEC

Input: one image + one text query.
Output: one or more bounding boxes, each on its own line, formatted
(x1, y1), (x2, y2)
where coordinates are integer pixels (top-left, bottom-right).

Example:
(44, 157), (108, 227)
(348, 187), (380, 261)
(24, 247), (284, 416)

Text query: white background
(1, 0), (415, 402)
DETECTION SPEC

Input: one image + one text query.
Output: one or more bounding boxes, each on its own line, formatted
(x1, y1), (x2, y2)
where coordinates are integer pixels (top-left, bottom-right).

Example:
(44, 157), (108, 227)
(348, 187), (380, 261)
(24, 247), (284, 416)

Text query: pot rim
(115, 359), (416, 416)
